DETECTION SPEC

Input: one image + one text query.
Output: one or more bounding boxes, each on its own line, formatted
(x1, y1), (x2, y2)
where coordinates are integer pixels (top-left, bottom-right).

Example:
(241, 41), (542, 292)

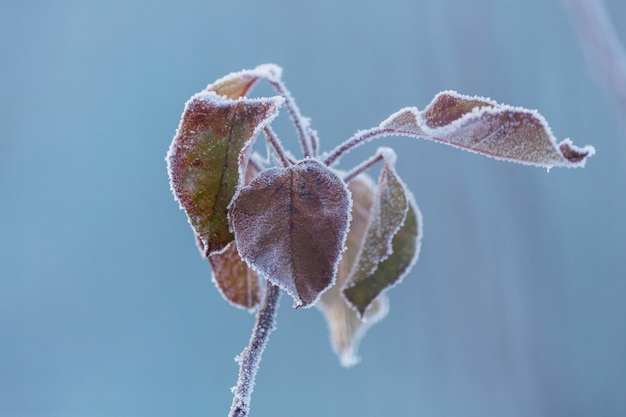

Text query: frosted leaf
(166, 91), (283, 255)
(344, 199), (422, 316)
(206, 63), (283, 99)
(318, 174), (389, 366)
(229, 159), (351, 308)
(379, 91), (595, 168)
(209, 241), (262, 310)
(318, 280), (389, 367)
(342, 148), (412, 316)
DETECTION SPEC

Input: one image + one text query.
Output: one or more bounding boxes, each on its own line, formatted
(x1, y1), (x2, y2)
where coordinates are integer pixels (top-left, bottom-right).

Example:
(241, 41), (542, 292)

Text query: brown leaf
(208, 241), (262, 310)
(380, 91), (595, 168)
(167, 92), (282, 255)
(229, 159), (351, 308)
(206, 64), (282, 100)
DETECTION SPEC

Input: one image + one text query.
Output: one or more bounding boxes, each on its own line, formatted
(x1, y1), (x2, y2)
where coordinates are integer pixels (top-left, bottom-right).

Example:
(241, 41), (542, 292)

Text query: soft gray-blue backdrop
(1, 1), (625, 416)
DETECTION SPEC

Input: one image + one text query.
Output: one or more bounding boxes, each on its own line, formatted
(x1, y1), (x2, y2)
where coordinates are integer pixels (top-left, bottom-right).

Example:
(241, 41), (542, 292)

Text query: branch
(264, 127), (292, 167)
(228, 282), (281, 417)
(267, 78), (313, 158)
(323, 127), (392, 167)
(343, 151), (384, 183)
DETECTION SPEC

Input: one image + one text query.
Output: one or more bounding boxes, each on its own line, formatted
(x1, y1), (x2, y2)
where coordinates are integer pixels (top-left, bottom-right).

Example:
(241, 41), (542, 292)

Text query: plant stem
(343, 151), (384, 183)
(267, 79), (313, 158)
(228, 282), (281, 417)
(323, 127), (391, 167)
(264, 127), (292, 167)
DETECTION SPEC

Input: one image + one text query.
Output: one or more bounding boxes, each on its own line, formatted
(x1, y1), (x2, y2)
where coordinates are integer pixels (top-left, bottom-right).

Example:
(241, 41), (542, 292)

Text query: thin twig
(228, 282), (281, 417)
(309, 129), (320, 158)
(264, 126), (292, 167)
(343, 151), (385, 183)
(323, 127), (391, 167)
(267, 79), (313, 158)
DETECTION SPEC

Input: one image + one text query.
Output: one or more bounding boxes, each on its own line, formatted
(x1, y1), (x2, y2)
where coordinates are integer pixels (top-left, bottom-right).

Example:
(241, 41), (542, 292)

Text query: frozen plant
(166, 64), (595, 417)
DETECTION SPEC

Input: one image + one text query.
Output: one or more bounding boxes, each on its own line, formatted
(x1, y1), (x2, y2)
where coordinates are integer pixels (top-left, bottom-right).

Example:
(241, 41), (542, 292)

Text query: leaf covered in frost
(229, 159), (351, 308)
(342, 148), (421, 316)
(318, 174), (389, 366)
(343, 200), (422, 316)
(345, 148), (408, 282)
(208, 241), (262, 310)
(379, 91), (595, 168)
(206, 63), (283, 99)
(167, 92), (283, 255)
(206, 162), (263, 310)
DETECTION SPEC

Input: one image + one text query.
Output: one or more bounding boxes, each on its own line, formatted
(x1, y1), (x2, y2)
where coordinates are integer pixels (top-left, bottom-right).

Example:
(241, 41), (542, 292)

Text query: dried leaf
(318, 281), (389, 367)
(343, 199), (422, 316)
(229, 159), (351, 308)
(318, 174), (389, 366)
(380, 91), (595, 168)
(208, 241), (262, 310)
(167, 92), (283, 255)
(206, 63), (282, 99)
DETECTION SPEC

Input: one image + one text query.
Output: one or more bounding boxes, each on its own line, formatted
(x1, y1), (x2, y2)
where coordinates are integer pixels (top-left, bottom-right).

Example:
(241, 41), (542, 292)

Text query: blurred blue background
(1, 0), (625, 416)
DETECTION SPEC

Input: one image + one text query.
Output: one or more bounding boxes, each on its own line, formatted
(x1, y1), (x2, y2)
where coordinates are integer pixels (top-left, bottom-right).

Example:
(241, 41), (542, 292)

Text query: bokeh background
(1, 0), (625, 416)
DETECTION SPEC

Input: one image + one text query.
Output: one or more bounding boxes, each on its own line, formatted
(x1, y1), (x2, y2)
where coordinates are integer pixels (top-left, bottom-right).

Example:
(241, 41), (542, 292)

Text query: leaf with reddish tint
(206, 63), (282, 99)
(208, 241), (262, 310)
(229, 159), (351, 308)
(380, 91), (595, 168)
(206, 162), (263, 310)
(341, 148), (414, 316)
(167, 92), (283, 255)
(343, 200), (422, 316)
(318, 174), (389, 366)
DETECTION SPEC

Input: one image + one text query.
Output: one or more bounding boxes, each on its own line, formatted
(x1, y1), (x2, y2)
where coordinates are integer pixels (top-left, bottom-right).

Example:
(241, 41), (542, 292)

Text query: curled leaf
(318, 174), (389, 366)
(380, 91), (595, 168)
(229, 159), (351, 308)
(207, 63), (283, 99)
(345, 148), (408, 286)
(167, 92), (283, 255)
(342, 148), (422, 317)
(343, 200), (422, 316)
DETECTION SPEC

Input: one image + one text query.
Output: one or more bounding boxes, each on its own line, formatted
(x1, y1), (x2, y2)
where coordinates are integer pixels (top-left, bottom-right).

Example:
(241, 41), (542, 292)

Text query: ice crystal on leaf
(229, 159), (351, 308)
(166, 63), (594, 417)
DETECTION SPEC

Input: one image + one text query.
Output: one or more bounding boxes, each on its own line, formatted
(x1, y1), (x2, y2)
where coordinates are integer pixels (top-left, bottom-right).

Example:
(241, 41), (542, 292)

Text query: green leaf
(229, 159), (351, 308)
(343, 199), (422, 317)
(379, 91), (595, 168)
(318, 174), (389, 366)
(167, 92), (283, 255)
(342, 148), (417, 316)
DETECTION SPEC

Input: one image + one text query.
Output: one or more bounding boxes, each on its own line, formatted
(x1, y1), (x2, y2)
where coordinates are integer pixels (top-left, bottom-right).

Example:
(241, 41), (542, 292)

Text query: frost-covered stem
(309, 129), (320, 157)
(267, 79), (313, 158)
(323, 127), (392, 167)
(228, 282), (281, 417)
(264, 127), (291, 167)
(343, 151), (384, 183)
